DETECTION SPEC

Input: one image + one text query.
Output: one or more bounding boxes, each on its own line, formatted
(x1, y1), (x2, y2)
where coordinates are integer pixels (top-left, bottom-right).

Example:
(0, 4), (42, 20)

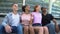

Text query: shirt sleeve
(2, 14), (9, 27)
(50, 14), (55, 20)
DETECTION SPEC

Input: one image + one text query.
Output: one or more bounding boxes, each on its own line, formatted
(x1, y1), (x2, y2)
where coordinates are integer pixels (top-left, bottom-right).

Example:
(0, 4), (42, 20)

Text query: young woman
(32, 5), (49, 34)
(20, 5), (34, 34)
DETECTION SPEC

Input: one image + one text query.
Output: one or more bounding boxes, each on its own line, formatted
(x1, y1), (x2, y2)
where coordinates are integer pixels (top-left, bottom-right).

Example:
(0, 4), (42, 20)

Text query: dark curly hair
(22, 5), (29, 12)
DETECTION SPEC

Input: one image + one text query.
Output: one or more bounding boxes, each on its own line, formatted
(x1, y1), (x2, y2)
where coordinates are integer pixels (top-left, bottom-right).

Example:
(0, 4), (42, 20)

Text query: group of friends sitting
(0, 3), (60, 34)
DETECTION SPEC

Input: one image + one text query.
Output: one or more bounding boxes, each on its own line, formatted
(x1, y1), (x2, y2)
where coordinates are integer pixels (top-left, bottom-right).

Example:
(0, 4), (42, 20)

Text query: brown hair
(12, 2), (17, 7)
(34, 5), (39, 12)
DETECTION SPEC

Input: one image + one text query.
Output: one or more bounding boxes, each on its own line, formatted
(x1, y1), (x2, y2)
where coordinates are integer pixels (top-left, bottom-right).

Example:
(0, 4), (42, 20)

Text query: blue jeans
(46, 23), (56, 34)
(0, 24), (23, 34)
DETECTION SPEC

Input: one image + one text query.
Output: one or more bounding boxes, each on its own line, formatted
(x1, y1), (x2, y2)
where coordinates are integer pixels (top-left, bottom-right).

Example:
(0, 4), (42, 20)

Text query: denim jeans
(46, 23), (56, 34)
(0, 24), (23, 34)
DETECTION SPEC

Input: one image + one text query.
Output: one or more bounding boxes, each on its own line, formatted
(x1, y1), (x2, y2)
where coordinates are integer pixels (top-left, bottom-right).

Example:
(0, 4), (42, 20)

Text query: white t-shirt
(11, 13), (20, 26)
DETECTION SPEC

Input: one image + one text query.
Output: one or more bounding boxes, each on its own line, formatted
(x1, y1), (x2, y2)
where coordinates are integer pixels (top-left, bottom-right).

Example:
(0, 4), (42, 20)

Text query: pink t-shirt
(32, 12), (42, 24)
(21, 13), (32, 25)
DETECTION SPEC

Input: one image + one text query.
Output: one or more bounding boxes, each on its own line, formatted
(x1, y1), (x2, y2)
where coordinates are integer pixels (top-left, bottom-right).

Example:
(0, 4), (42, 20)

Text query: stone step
(0, 0), (23, 3)
(0, 2), (23, 7)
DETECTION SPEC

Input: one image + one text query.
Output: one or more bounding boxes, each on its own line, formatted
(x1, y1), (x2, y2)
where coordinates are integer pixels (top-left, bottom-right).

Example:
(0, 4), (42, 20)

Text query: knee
(43, 26), (48, 30)
(29, 26), (34, 31)
(38, 27), (43, 31)
(47, 24), (55, 31)
(48, 24), (55, 28)
(39, 27), (43, 29)
(29, 26), (33, 29)
(24, 26), (28, 31)
(43, 26), (49, 32)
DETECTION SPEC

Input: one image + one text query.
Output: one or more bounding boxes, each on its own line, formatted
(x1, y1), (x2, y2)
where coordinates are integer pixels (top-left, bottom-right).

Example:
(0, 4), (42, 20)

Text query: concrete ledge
(0, 13), (6, 17)
(0, 15), (6, 17)
(55, 18), (60, 20)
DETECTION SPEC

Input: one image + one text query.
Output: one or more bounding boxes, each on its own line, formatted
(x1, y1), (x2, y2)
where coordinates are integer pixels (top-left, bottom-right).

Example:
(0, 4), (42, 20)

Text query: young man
(0, 3), (23, 34)
(41, 7), (58, 34)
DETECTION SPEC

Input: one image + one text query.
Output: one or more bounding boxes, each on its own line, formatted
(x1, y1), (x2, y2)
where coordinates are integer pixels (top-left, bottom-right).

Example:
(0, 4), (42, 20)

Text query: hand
(5, 25), (12, 33)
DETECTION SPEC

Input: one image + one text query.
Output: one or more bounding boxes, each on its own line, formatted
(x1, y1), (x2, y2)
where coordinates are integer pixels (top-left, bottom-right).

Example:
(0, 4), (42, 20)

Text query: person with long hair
(32, 5), (49, 34)
(20, 5), (34, 34)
